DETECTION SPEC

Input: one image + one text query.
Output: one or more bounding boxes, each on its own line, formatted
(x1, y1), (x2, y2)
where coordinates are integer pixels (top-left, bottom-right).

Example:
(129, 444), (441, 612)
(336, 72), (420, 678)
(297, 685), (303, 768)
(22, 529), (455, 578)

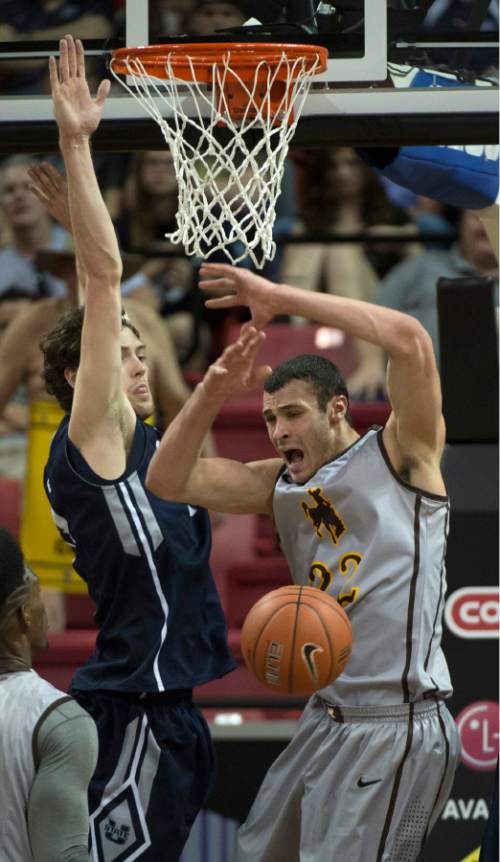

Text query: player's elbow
(145, 461), (185, 502)
(144, 464), (165, 498)
(393, 315), (435, 362)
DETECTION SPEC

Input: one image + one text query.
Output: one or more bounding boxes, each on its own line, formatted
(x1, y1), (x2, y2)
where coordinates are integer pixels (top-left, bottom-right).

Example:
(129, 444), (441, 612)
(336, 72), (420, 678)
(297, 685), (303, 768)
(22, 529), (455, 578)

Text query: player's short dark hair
(264, 354), (352, 426)
(40, 306), (141, 413)
(0, 527), (27, 615)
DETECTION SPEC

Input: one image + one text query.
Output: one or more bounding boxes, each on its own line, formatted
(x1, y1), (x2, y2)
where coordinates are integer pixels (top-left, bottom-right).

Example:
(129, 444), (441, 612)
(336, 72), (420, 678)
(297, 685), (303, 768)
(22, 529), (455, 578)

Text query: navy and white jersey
(44, 416), (236, 693)
(273, 427), (453, 707)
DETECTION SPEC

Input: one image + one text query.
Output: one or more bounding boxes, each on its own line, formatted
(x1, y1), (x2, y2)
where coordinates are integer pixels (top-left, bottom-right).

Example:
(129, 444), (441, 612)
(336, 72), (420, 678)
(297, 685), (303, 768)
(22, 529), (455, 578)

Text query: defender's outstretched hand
(199, 263), (278, 330)
(201, 326), (271, 400)
(27, 162), (71, 233)
(50, 35), (110, 141)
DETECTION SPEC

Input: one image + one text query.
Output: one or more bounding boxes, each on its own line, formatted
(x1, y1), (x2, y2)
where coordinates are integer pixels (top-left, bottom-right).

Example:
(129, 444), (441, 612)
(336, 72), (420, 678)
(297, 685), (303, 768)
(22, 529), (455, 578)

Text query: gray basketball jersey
(0, 670), (69, 861)
(273, 427), (453, 706)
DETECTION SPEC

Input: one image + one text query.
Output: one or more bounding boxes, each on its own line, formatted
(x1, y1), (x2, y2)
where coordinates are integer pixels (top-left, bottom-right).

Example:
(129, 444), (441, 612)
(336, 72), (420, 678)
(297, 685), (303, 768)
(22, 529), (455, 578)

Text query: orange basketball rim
(111, 42), (328, 123)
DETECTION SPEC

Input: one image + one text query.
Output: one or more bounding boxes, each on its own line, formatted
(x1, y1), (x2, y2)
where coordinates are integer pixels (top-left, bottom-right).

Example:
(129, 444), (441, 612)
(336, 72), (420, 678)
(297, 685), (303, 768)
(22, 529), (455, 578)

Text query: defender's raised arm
(49, 36), (139, 480)
(50, 37), (120, 287)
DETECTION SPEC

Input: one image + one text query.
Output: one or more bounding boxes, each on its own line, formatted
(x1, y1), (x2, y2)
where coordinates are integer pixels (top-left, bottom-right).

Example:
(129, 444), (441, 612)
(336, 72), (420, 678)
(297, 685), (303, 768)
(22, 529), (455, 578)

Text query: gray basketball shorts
(234, 696), (460, 862)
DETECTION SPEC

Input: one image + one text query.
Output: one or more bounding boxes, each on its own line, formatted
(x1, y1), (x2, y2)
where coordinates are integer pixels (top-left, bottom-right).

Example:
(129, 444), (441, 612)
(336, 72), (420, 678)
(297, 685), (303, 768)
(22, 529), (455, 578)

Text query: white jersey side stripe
(119, 479), (169, 692)
(127, 474), (164, 551)
(102, 484), (141, 556)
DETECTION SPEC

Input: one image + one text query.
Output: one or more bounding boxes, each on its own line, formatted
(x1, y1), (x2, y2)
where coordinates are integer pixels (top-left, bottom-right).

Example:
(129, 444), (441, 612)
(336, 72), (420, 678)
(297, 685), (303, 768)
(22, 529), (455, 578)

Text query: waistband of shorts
(321, 698), (442, 724)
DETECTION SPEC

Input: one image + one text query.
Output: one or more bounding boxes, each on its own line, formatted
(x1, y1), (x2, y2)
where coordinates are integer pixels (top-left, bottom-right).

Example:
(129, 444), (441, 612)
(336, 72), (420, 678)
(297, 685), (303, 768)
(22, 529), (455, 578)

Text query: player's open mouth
(283, 449), (304, 466)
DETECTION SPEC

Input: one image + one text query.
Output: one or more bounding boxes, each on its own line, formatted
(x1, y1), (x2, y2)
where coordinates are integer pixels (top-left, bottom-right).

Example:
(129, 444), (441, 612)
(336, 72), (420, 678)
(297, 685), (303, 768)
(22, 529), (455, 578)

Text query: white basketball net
(110, 50), (322, 268)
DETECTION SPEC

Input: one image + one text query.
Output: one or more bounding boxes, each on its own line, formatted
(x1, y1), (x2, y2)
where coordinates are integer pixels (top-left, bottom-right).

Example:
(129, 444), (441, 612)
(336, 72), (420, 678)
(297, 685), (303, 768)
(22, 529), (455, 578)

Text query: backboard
(0, 0), (497, 151)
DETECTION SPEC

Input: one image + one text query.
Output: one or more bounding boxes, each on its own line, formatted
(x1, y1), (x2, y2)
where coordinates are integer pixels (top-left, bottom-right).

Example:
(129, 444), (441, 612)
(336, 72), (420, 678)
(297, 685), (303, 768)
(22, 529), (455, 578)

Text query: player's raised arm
(50, 37), (118, 285)
(200, 263), (445, 492)
(49, 36), (136, 474)
(146, 326), (281, 515)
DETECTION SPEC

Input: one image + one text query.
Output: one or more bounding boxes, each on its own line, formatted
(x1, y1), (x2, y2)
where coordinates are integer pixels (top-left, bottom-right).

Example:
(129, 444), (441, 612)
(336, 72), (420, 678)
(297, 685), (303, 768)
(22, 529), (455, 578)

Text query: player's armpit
(147, 455), (282, 516)
(382, 413), (447, 498)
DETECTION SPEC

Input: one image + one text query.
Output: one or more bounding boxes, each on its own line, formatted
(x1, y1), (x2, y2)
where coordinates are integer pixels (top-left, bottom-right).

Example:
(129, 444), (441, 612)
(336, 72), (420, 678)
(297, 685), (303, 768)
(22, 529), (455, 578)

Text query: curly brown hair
(40, 306), (140, 413)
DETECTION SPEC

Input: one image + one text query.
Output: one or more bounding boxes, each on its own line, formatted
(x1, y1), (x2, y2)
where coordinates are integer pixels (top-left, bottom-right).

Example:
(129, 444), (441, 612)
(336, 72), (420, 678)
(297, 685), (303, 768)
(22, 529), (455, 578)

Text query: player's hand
(27, 162), (72, 233)
(201, 326), (271, 400)
(49, 35), (110, 142)
(199, 263), (277, 330)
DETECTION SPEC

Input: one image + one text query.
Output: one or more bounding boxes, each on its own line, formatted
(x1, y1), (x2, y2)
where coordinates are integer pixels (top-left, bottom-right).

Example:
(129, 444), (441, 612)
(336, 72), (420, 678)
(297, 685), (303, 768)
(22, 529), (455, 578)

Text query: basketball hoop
(110, 43), (328, 268)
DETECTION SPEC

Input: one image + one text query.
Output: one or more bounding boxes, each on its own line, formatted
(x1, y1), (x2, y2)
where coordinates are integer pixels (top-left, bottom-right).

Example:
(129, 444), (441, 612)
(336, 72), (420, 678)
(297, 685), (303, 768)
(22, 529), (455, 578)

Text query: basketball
(240, 585), (353, 696)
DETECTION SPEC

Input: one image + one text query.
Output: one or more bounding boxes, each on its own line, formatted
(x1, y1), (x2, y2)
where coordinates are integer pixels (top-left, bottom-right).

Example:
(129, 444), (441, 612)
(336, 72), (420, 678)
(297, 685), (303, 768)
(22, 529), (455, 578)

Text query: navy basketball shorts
(73, 689), (215, 862)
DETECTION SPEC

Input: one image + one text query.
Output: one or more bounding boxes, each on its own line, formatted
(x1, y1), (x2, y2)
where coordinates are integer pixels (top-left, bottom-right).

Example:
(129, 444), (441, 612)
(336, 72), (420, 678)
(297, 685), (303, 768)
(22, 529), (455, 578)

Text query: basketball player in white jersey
(146, 263), (461, 862)
(0, 527), (97, 862)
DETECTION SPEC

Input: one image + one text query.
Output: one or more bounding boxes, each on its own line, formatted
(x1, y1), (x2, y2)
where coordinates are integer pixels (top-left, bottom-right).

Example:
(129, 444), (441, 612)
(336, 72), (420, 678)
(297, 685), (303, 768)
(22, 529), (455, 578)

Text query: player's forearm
(59, 136), (122, 285)
(270, 281), (427, 358)
(146, 382), (223, 498)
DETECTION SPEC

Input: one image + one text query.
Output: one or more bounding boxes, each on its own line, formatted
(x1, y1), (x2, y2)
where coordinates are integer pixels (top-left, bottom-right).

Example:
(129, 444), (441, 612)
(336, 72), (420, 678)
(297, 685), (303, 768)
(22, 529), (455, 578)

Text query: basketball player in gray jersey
(0, 527), (97, 862)
(146, 263), (461, 862)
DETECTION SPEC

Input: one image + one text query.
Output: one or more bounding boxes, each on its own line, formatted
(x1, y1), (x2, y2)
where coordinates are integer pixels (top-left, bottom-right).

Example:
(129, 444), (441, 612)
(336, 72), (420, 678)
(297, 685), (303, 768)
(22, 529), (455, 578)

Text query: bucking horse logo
(302, 488), (347, 545)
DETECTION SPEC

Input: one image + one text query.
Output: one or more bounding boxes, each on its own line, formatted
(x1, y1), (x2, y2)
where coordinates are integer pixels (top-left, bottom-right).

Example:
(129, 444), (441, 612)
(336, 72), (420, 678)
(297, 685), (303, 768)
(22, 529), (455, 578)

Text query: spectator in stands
(187, 0), (246, 35)
(405, 197), (460, 250)
(0, 286), (32, 338)
(117, 150), (208, 365)
(279, 147), (420, 307)
(0, 0), (113, 95)
(347, 209), (499, 399)
(381, 179), (460, 250)
(0, 156), (71, 299)
(0, 289), (32, 481)
(149, 0), (197, 38)
(117, 151), (179, 256)
(0, 526), (97, 862)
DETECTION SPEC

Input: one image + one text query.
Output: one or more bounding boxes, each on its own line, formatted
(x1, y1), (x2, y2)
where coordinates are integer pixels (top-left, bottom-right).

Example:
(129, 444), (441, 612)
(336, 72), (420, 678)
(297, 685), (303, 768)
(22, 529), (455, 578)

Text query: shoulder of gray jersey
(29, 697), (98, 862)
(34, 695), (98, 767)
